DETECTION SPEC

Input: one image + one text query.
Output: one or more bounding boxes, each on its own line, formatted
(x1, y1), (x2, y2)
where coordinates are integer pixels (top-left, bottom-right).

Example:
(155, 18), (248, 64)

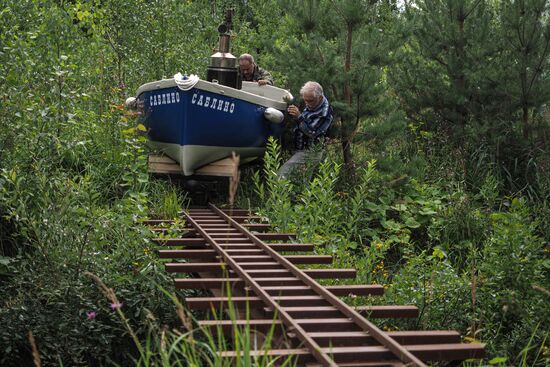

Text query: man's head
(300, 81), (324, 110)
(238, 54), (256, 79)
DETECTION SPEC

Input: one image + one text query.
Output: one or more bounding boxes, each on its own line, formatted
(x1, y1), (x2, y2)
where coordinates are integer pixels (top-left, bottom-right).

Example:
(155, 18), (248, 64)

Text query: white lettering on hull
(192, 92), (235, 114)
(149, 91), (236, 115)
(150, 92), (180, 106)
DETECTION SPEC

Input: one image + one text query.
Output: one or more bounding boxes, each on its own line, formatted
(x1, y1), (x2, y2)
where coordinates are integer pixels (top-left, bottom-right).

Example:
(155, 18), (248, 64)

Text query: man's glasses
(240, 64), (254, 73)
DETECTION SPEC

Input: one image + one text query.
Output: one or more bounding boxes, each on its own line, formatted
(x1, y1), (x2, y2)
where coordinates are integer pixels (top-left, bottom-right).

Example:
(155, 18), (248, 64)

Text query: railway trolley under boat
(126, 12), (292, 176)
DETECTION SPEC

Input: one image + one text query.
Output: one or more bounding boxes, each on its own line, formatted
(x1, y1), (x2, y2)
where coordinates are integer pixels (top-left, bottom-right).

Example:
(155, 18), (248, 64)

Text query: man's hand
(287, 104), (300, 117)
(258, 79), (269, 86)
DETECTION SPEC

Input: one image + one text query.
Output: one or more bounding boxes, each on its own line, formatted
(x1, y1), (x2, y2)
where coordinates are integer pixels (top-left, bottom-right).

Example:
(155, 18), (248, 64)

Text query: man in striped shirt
(279, 81), (334, 178)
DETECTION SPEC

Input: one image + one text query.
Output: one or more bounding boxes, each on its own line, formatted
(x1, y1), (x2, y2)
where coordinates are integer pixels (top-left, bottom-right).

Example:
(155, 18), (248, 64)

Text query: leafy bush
(386, 248), (472, 332)
(476, 198), (549, 361)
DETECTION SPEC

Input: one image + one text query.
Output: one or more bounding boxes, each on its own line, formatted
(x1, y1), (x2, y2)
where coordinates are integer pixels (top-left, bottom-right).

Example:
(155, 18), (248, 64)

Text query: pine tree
(389, 0), (494, 144)
(389, 0), (550, 190)
(271, 0), (393, 167)
(497, 0), (550, 141)
(391, 0), (550, 143)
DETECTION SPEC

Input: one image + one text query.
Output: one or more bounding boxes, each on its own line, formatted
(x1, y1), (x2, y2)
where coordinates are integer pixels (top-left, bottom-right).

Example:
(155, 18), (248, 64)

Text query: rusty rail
(146, 205), (485, 366)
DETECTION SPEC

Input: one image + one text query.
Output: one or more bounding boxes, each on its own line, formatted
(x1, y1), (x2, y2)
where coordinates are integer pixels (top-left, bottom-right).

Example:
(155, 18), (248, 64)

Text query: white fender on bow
(264, 107), (284, 124)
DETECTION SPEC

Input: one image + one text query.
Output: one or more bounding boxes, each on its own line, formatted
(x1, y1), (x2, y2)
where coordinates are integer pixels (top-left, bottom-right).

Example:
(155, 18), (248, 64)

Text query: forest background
(0, 0), (548, 366)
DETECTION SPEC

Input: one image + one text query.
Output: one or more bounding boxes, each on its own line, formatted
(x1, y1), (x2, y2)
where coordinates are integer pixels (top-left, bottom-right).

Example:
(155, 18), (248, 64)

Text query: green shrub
(477, 198), (549, 362)
(386, 248), (472, 332)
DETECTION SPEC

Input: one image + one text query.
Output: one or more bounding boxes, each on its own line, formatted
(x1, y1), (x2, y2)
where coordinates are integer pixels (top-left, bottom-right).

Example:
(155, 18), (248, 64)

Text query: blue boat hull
(136, 79), (290, 175)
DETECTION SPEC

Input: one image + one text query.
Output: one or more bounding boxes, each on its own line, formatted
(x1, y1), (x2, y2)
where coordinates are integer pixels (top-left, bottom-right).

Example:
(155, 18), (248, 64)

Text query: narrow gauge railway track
(145, 204), (484, 366)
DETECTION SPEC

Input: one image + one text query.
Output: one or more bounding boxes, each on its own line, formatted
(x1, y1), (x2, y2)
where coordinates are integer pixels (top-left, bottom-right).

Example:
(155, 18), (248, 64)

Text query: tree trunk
(342, 22), (355, 169)
(341, 135), (353, 170)
(522, 105), (529, 140)
(455, 9), (467, 137)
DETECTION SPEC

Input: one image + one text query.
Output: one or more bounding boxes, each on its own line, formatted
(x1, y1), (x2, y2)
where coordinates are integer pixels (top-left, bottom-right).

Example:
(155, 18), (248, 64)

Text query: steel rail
(183, 208), (339, 367)
(210, 203), (427, 367)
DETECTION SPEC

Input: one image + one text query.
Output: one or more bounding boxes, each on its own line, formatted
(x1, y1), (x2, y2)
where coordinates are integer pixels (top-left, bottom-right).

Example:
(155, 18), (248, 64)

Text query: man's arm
(257, 67), (274, 85)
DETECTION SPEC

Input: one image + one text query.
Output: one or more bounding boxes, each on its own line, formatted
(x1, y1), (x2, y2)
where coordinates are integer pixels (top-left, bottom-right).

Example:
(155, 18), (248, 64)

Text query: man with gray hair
(238, 53), (273, 86)
(279, 81), (333, 178)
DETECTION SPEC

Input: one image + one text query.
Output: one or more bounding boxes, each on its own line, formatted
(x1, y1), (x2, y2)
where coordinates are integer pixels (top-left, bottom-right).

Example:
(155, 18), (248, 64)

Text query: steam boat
(127, 13), (292, 176)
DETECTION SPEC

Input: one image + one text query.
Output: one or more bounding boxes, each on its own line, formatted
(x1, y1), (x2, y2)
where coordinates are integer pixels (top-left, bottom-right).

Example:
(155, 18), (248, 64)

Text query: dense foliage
(0, 0), (548, 366)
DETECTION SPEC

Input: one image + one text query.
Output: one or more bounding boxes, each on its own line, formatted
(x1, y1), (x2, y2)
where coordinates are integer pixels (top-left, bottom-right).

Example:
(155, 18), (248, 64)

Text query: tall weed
(293, 159), (341, 240)
(253, 137), (294, 231)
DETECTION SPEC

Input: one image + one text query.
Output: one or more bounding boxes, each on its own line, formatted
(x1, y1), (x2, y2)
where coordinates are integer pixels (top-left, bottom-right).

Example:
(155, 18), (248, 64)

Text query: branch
(526, 35), (550, 97)
(104, 28), (121, 57)
(464, 0), (483, 19)
(315, 43), (326, 65)
(330, 0), (345, 20)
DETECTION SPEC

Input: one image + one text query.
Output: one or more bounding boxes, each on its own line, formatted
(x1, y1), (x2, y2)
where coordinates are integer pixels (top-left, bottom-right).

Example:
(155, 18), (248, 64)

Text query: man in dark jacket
(279, 81), (333, 178)
(238, 54), (274, 86)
